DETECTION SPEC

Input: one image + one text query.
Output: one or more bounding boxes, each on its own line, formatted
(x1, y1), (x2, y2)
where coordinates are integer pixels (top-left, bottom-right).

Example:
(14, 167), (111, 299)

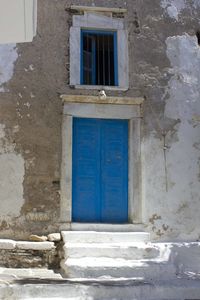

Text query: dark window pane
(83, 70), (92, 85)
(82, 31), (116, 86)
(95, 34), (114, 86)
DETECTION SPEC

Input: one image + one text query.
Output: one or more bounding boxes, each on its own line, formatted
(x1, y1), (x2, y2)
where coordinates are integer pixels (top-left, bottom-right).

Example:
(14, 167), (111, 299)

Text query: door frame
(60, 100), (143, 225)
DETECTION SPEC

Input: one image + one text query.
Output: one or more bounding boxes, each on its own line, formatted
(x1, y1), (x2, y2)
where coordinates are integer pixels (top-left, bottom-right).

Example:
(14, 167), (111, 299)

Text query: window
(70, 9), (129, 90)
(81, 30), (118, 86)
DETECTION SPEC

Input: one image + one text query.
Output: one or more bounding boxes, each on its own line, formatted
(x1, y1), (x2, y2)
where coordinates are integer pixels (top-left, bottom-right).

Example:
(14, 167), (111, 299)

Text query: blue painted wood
(72, 118), (101, 222)
(101, 119), (128, 223)
(72, 118), (128, 223)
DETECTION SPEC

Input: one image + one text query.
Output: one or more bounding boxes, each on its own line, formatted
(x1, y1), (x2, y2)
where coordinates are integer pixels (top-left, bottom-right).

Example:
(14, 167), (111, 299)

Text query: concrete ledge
(0, 239), (16, 250)
(16, 241), (55, 251)
(0, 239), (55, 250)
(73, 85), (128, 91)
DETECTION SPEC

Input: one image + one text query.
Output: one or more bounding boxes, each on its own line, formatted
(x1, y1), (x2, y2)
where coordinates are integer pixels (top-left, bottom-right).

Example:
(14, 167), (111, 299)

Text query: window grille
(81, 30), (118, 86)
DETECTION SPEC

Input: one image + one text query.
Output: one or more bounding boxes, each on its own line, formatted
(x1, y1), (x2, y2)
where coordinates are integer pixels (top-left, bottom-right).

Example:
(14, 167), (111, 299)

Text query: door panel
(72, 118), (100, 222)
(72, 118), (128, 223)
(101, 120), (128, 223)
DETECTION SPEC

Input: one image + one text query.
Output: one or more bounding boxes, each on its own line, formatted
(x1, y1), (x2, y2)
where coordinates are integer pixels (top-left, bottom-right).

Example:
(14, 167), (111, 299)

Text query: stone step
(62, 231), (150, 244)
(61, 257), (176, 279)
(0, 267), (63, 279)
(0, 275), (200, 300)
(64, 242), (160, 260)
(69, 223), (145, 232)
(0, 239), (55, 250)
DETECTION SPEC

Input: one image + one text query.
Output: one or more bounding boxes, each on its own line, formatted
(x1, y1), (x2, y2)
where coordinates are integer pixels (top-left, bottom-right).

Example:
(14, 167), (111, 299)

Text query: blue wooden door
(72, 118), (128, 223)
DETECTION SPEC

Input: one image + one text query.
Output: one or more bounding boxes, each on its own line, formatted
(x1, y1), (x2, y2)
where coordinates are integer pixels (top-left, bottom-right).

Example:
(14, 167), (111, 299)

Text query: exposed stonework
(48, 233), (61, 242)
(0, 239), (60, 269)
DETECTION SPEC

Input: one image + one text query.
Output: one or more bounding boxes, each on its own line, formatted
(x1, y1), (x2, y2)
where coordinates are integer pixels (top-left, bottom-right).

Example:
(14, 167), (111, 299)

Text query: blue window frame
(80, 29), (118, 86)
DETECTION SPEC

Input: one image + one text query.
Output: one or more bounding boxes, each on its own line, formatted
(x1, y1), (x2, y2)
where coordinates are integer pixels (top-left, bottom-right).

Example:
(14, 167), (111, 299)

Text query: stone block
(47, 233), (61, 242)
(0, 239), (16, 250)
(16, 241), (55, 251)
(29, 235), (48, 242)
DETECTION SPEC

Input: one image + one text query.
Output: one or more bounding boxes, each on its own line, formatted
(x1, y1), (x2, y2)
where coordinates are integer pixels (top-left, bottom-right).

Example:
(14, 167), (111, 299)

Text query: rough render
(0, 0), (199, 241)
(0, 122), (24, 222)
(161, 0), (200, 21)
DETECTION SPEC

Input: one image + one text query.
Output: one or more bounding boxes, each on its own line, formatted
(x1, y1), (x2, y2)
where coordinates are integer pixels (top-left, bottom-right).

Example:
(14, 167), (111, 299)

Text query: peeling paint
(0, 124), (5, 139)
(165, 34), (200, 205)
(144, 33), (200, 241)
(161, 0), (185, 20)
(0, 153), (24, 216)
(161, 0), (200, 20)
(0, 124), (25, 217)
(0, 124), (15, 154)
(162, 224), (169, 231)
(0, 44), (18, 91)
(149, 214), (162, 225)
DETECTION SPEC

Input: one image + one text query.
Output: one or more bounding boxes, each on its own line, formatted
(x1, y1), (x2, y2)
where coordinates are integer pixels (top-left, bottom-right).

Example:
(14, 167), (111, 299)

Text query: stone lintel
(61, 95), (144, 106)
(67, 5), (127, 14)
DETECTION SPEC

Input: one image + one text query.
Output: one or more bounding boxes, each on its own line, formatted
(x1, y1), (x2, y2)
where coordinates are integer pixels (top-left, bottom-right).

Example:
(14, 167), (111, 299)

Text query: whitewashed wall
(0, 0), (37, 43)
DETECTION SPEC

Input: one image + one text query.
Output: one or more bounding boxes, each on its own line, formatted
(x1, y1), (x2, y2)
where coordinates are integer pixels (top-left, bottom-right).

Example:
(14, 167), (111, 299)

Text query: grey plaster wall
(0, 0), (199, 241)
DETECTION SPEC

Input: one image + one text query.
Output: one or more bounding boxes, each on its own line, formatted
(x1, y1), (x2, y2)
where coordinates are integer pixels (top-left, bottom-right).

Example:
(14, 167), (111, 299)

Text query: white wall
(143, 34), (200, 241)
(0, 0), (37, 44)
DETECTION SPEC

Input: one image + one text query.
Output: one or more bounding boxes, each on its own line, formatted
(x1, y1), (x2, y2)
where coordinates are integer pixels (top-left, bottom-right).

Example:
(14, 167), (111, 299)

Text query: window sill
(71, 84), (129, 92)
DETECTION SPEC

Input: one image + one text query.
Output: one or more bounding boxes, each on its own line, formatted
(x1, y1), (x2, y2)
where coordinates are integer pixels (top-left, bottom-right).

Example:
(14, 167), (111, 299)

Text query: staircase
(0, 233), (200, 299)
(61, 230), (176, 281)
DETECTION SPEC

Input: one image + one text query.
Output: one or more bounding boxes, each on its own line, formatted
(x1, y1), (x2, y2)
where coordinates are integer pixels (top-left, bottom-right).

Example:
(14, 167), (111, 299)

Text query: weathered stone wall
(0, 0), (199, 241)
(0, 1), (67, 239)
(135, 0), (200, 241)
(0, 239), (60, 268)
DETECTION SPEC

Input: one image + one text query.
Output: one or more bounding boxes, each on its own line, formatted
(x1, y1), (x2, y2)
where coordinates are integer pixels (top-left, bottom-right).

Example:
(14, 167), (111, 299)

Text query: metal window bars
(82, 30), (116, 86)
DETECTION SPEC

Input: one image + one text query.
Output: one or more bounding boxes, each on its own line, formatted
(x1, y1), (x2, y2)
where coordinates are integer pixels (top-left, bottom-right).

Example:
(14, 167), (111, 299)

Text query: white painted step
(64, 242), (160, 260)
(70, 223), (145, 232)
(62, 231), (150, 243)
(1, 276), (200, 300)
(61, 257), (176, 279)
(0, 267), (62, 280)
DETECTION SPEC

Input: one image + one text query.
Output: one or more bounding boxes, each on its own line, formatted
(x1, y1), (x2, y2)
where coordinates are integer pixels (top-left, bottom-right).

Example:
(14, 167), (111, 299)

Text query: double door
(72, 117), (128, 223)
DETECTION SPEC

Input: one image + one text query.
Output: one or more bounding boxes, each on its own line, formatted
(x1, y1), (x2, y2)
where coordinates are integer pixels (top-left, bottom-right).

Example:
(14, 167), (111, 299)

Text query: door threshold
(67, 223), (145, 232)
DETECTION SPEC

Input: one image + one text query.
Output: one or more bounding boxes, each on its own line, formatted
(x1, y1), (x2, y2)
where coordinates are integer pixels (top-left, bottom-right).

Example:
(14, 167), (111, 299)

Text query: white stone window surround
(60, 97), (143, 226)
(70, 12), (129, 90)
